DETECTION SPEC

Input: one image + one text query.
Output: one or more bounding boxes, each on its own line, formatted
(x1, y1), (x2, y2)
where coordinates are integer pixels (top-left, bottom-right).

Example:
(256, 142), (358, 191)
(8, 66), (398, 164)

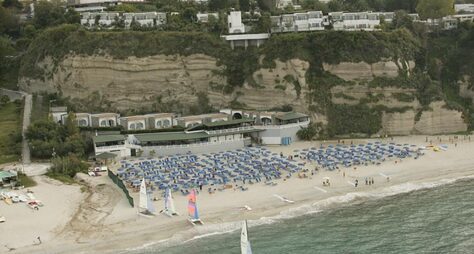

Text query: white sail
(241, 220), (252, 254)
(139, 178), (148, 210)
(139, 178), (155, 214)
(165, 188), (177, 215)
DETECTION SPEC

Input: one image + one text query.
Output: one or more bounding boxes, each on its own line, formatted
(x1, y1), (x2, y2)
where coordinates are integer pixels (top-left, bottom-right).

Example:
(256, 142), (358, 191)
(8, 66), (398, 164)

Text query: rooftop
(134, 132), (209, 143)
(50, 106), (67, 113)
(275, 112), (309, 121)
(176, 113), (228, 122)
(93, 134), (126, 143)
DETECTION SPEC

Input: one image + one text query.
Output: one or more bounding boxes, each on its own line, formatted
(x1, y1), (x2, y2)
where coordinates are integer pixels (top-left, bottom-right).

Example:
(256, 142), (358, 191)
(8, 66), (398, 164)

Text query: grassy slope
(0, 102), (22, 164)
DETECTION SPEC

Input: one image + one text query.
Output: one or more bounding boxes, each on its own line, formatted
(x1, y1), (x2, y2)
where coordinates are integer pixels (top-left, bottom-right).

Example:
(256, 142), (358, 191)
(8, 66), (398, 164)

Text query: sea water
(132, 178), (474, 254)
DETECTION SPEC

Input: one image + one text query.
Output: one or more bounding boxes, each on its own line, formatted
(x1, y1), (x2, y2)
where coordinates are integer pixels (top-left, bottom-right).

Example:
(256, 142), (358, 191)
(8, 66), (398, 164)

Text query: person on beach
(37, 237), (41, 244)
(355, 180), (358, 187)
(371, 178), (375, 185)
(343, 171), (345, 177)
(387, 176), (390, 182)
(365, 177), (368, 185)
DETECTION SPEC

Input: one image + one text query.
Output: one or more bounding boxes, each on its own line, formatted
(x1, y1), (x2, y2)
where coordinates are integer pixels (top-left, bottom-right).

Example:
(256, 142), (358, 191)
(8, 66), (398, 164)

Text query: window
(100, 120), (108, 127)
(78, 119), (88, 127)
(156, 120), (162, 128)
(163, 119), (171, 127)
(136, 122), (144, 130)
(129, 123), (136, 130)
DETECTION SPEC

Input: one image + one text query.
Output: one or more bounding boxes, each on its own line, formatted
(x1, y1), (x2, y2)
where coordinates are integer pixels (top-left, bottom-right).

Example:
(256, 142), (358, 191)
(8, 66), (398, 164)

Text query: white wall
(141, 139), (247, 157)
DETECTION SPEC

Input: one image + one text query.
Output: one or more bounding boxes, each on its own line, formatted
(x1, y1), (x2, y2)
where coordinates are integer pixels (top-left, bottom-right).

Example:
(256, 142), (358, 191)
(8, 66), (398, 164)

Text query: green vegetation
(327, 104), (383, 137)
(17, 171), (37, 187)
(47, 154), (88, 183)
(392, 93), (415, 102)
(416, 0), (455, 20)
(333, 92), (357, 101)
(296, 123), (323, 140)
(0, 100), (22, 164)
(26, 114), (89, 159)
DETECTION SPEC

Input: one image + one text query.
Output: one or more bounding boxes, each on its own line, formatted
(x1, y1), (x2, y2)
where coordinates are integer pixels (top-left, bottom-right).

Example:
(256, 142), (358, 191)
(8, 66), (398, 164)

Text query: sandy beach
(1, 135), (474, 254)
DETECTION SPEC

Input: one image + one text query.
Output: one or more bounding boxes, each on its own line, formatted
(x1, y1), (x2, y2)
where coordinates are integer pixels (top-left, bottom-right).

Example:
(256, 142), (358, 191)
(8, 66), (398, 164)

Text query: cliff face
(20, 54), (226, 110)
(323, 60), (415, 81)
(19, 54), (468, 135)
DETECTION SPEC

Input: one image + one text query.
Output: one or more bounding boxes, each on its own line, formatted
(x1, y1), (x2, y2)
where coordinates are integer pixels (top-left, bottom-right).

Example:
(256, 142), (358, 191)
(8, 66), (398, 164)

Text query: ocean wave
(123, 174), (474, 253)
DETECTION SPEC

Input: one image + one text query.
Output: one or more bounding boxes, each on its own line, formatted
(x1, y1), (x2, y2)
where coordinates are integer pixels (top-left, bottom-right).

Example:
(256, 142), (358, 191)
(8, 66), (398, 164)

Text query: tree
(302, 0), (329, 13)
(0, 6), (20, 37)
(182, 7), (197, 23)
(65, 112), (79, 136)
(390, 10), (414, 30)
(2, 0), (23, 9)
(256, 0), (273, 11)
(49, 154), (88, 178)
(110, 4), (138, 12)
(239, 0), (250, 11)
(253, 13), (271, 33)
(65, 8), (81, 24)
(33, 0), (67, 28)
(416, 0), (455, 20)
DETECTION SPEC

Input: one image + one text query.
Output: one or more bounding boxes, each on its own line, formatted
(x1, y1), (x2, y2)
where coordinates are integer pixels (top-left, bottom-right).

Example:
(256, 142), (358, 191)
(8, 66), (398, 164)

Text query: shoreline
(4, 135), (474, 254)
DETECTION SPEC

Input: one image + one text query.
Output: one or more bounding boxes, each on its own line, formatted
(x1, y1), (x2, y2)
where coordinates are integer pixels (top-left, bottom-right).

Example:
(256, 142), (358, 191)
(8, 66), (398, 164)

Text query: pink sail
(187, 189), (199, 220)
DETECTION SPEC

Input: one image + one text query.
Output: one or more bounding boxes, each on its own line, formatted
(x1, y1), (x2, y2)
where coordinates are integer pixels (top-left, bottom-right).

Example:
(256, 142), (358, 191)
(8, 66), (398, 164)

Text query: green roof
(0, 170), (17, 180)
(134, 132), (209, 143)
(208, 128), (263, 137)
(95, 152), (118, 159)
(203, 118), (254, 128)
(93, 134), (126, 143)
(275, 112), (308, 121)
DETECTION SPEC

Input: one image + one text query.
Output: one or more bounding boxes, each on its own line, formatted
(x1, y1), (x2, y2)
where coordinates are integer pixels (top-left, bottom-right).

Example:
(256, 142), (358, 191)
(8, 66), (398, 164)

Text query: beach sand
(2, 135), (474, 254)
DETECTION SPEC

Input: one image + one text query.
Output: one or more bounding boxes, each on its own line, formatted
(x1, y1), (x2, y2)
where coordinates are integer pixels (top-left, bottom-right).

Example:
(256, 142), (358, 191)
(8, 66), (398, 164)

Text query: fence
(108, 169), (134, 207)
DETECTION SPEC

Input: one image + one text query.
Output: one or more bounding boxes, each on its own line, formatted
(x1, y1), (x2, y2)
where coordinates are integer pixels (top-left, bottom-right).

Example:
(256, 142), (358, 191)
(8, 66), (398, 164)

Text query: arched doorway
(233, 113), (242, 119)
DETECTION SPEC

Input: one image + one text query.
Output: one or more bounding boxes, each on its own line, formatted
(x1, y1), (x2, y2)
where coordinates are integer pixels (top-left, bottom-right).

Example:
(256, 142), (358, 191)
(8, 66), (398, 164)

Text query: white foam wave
(124, 175), (474, 253)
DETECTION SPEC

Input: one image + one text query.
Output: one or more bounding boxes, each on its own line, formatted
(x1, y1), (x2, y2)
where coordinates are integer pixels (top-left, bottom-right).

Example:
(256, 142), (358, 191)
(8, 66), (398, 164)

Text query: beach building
(119, 113), (176, 131)
(220, 109), (310, 145)
(93, 133), (132, 157)
(86, 109), (310, 157)
(0, 170), (18, 188)
(62, 113), (120, 127)
(175, 113), (229, 128)
(228, 11), (246, 34)
(49, 106), (67, 124)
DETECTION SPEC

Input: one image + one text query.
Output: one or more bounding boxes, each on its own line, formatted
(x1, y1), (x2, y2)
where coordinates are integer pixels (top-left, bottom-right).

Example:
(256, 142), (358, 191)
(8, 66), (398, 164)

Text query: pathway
(22, 94), (32, 165)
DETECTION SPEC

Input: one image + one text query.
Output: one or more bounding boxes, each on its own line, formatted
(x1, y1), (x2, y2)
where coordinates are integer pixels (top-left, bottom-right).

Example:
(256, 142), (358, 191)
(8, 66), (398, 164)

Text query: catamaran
(241, 220), (252, 254)
(139, 178), (156, 216)
(187, 189), (203, 225)
(163, 188), (179, 217)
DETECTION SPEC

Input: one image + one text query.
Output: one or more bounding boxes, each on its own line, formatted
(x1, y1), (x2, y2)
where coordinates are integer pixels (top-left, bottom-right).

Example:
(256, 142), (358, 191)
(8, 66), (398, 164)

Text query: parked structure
(455, 4), (474, 14)
(228, 11), (246, 34)
(50, 106), (67, 124)
(62, 113), (120, 127)
(271, 11), (324, 33)
(330, 12), (394, 31)
(80, 12), (167, 29)
(221, 33), (270, 49)
(0, 170), (18, 188)
(123, 12), (167, 28)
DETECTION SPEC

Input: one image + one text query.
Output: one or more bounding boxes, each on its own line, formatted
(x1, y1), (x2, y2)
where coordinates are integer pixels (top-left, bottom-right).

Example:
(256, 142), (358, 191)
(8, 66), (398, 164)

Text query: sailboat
(163, 188), (179, 217)
(187, 189), (203, 225)
(241, 220), (252, 254)
(139, 178), (156, 216)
